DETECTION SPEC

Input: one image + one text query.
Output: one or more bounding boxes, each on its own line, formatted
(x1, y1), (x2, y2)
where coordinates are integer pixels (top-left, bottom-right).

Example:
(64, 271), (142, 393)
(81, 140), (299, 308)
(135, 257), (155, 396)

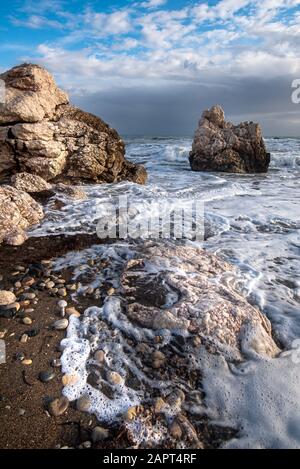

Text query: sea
(30, 136), (300, 448)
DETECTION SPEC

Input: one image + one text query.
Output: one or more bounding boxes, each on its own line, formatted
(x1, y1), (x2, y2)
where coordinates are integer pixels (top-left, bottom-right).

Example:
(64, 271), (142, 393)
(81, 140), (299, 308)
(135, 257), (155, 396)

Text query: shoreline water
(1, 136), (300, 449)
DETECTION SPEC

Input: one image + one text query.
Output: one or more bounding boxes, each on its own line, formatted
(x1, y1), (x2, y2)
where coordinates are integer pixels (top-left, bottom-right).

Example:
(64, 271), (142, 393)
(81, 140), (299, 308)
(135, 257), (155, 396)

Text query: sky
(1, 0), (300, 136)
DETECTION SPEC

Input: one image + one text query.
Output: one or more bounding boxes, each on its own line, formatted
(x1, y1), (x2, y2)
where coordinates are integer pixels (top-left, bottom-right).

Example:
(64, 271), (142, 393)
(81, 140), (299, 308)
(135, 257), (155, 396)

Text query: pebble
(22, 277), (35, 287)
(107, 288), (115, 296)
(53, 319), (69, 330)
(92, 426), (109, 442)
(18, 408), (26, 416)
(22, 317), (32, 325)
(16, 266), (26, 272)
(94, 350), (105, 363)
(0, 290), (16, 306)
(25, 328), (39, 337)
(14, 281), (22, 289)
(49, 396), (69, 416)
(65, 307), (80, 317)
(107, 371), (123, 385)
(0, 330), (7, 339)
(67, 284), (77, 291)
(24, 308), (34, 314)
(39, 370), (55, 383)
(57, 288), (67, 297)
(15, 352), (25, 362)
(152, 351), (165, 369)
(19, 300), (30, 308)
(76, 395), (91, 413)
(22, 359), (32, 366)
(51, 358), (61, 368)
(20, 334), (29, 343)
(62, 373), (79, 386)
(5, 302), (20, 311)
(169, 421), (182, 440)
(46, 281), (55, 289)
(82, 441), (92, 449)
(21, 293), (36, 300)
(41, 260), (53, 266)
(125, 407), (138, 421)
(154, 397), (166, 414)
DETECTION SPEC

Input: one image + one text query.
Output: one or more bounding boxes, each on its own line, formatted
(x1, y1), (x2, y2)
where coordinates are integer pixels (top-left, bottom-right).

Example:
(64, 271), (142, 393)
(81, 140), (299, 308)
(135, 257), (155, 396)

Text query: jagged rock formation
(11, 172), (52, 193)
(0, 63), (147, 185)
(0, 185), (44, 245)
(121, 243), (279, 359)
(189, 105), (270, 173)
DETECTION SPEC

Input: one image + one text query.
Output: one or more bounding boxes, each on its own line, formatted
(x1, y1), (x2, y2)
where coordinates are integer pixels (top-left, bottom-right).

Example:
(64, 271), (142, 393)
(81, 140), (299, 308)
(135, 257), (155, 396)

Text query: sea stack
(0, 63), (147, 185)
(189, 105), (270, 173)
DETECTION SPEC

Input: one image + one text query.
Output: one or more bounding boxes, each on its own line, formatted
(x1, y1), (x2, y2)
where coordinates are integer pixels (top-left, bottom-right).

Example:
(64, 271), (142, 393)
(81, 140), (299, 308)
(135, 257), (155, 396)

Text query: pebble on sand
(0, 291), (16, 306)
(53, 319), (69, 330)
(76, 395), (91, 413)
(22, 317), (32, 325)
(39, 370), (55, 383)
(92, 426), (109, 442)
(22, 359), (32, 366)
(49, 396), (69, 416)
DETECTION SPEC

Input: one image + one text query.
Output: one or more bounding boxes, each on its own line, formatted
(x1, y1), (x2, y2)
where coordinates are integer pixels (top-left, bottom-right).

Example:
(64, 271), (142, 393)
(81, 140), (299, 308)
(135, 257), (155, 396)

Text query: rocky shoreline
(0, 235), (239, 449)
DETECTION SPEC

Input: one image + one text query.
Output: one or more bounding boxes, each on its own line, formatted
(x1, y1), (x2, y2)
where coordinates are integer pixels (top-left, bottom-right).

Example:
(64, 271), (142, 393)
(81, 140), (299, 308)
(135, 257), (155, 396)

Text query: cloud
(140, 0), (167, 9)
(7, 0), (300, 135)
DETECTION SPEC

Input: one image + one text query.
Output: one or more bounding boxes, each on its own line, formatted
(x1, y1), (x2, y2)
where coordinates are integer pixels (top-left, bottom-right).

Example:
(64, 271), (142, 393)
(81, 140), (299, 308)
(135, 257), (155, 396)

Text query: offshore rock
(190, 105), (270, 173)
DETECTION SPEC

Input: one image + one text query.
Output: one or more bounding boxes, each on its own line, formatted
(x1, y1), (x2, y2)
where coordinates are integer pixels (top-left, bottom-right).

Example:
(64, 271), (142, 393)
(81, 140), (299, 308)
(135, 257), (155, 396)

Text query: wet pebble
(62, 373), (79, 386)
(53, 319), (69, 330)
(57, 288), (67, 297)
(25, 328), (39, 337)
(21, 293), (36, 300)
(76, 395), (91, 413)
(22, 277), (35, 287)
(20, 334), (28, 344)
(39, 370), (55, 383)
(15, 351), (25, 362)
(49, 396), (69, 416)
(169, 421), (182, 440)
(22, 317), (32, 325)
(92, 426), (109, 442)
(94, 350), (105, 364)
(0, 290), (16, 306)
(65, 307), (81, 317)
(22, 359), (32, 366)
(107, 371), (123, 385)
(51, 358), (61, 368)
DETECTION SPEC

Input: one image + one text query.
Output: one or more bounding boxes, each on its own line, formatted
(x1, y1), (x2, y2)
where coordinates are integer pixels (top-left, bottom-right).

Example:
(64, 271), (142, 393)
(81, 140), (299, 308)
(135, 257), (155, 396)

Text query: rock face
(189, 105), (270, 173)
(121, 243), (279, 359)
(11, 172), (52, 193)
(0, 185), (44, 245)
(0, 64), (147, 185)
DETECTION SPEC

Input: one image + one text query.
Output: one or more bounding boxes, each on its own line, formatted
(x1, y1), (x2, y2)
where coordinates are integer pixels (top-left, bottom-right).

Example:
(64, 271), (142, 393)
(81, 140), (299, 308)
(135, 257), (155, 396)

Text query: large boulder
(11, 172), (52, 193)
(189, 105), (270, 173)
(0, 64), (147, 185)
(0, 185), (44, 245)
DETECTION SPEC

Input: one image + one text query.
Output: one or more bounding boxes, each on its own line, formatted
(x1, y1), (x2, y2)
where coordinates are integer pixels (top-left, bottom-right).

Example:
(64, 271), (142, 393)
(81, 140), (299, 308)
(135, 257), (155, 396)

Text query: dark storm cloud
(72, 75), (300, 137)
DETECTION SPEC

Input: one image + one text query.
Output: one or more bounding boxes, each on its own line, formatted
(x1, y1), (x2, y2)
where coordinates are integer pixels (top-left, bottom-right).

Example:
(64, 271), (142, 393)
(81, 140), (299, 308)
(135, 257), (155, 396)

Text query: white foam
(201, 352), (300, 448)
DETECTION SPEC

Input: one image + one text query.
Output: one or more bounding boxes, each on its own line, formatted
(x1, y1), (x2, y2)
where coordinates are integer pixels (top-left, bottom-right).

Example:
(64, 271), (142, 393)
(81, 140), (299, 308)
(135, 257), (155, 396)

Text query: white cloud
(140, 0), (167, 9)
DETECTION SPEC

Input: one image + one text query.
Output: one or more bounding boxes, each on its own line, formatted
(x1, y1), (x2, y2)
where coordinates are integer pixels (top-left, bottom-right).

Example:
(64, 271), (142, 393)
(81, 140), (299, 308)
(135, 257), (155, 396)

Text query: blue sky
(1, 0), (300, 135)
